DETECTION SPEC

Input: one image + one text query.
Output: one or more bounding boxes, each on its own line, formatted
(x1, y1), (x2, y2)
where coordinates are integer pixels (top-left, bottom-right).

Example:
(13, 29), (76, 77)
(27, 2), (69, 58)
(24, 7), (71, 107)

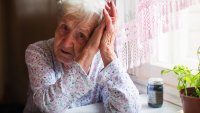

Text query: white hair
(57, 0), (106, 25)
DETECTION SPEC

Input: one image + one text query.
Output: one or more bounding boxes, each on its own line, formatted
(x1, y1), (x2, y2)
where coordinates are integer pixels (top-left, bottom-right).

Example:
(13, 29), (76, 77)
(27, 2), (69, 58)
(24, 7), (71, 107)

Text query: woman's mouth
(61, 49), (74, 57)
(61, 50), (70, 55)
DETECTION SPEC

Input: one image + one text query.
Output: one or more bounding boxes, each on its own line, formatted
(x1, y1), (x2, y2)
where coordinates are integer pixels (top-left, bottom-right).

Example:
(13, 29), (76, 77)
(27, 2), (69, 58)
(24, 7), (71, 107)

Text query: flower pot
(180, 87), (200, 113)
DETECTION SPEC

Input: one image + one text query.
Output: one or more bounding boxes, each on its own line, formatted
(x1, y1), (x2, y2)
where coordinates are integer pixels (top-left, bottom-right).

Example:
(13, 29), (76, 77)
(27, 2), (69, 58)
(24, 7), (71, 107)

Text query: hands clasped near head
(54, 1), (117, 73)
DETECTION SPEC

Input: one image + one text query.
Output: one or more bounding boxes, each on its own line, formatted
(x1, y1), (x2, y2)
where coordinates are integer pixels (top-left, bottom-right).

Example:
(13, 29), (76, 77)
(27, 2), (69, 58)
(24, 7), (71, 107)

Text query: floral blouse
(23, 38), (141, 113)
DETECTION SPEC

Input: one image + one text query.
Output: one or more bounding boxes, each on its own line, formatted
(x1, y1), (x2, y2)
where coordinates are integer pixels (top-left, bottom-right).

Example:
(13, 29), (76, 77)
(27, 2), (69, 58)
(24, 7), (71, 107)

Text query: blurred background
(0, 0), (58, 112)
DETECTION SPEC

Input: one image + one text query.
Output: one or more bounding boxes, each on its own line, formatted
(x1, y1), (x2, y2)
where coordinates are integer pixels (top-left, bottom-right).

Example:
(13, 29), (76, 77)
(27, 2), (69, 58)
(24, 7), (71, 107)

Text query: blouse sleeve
(97, 59), (141, 113)
(25, 44), (93, 113)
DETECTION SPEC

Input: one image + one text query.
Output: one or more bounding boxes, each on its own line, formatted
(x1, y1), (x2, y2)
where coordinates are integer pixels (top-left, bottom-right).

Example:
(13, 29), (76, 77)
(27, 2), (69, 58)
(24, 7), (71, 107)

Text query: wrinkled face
(54, 15), (94, 64)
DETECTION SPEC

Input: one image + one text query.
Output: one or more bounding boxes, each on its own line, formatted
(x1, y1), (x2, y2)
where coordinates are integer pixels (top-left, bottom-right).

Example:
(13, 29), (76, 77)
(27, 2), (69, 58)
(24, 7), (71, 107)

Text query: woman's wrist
(100, 47), (116, 66)
(75, 49), (96, 74)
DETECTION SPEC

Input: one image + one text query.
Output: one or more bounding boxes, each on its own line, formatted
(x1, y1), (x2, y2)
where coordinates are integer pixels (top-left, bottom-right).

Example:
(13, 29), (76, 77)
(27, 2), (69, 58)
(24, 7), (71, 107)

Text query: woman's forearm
(32, 62), (92, 113)
(97, 59), (141, 113)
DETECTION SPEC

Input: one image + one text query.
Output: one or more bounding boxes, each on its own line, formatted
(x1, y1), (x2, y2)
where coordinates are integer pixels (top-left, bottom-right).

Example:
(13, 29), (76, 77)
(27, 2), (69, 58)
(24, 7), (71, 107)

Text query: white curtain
(115, 0), (200, 72)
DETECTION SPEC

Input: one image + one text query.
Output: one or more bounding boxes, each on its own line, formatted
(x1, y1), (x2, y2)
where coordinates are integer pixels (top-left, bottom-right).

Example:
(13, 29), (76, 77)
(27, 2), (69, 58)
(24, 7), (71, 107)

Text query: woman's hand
(75, 19), (105, 73)
(100, 1), (117, 67)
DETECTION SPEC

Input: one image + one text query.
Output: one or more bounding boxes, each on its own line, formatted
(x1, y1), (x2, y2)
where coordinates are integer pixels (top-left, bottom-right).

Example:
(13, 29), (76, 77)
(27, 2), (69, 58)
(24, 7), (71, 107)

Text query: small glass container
(147, 78), (163, 108)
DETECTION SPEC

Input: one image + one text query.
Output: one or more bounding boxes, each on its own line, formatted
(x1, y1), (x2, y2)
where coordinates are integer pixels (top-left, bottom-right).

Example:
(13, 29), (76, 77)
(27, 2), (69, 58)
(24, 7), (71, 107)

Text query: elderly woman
(23, 0), (140, 113)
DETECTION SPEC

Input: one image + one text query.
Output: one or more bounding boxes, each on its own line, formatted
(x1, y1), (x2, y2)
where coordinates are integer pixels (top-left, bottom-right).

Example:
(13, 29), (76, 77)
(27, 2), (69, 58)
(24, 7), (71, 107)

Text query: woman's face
(54, 16), (94, 64)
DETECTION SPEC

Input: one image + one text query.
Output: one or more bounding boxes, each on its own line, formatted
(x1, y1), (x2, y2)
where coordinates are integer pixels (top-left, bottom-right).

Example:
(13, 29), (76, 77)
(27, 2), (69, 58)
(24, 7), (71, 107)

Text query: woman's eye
(59, 24), (69, 35)
(63, 25), (68, 32)
(78, 32), (87, 41)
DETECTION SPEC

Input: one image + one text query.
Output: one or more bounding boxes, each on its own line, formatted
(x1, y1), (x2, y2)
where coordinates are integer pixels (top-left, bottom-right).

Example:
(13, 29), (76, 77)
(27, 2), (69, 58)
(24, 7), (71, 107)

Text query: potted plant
(161, 46), (200, 113)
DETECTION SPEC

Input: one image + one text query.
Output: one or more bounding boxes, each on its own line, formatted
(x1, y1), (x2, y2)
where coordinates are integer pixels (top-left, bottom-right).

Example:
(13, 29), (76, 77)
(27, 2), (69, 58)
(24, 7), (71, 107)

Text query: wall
(2, 0), (58, 104)
(0, 0), (4, 102)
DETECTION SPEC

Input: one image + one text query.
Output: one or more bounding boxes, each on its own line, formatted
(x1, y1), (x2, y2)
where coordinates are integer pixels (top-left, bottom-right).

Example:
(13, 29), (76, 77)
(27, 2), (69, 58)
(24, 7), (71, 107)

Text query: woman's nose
(62, 33), (75, 47)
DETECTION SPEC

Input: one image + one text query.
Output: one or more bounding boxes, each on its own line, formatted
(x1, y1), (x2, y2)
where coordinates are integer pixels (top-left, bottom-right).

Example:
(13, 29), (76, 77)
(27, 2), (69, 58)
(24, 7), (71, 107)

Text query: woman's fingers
(103, 9), (112, 30)
(104, 1), (117, 25)
(105, 3), (111, 12)
(102, 8), (115, 43)
(98, 18), (106, 32)
(110, 1), (117, 18)
(87, 18), (105, 48)
(92, 18), (105, 42)
(91, 18), (105, 37)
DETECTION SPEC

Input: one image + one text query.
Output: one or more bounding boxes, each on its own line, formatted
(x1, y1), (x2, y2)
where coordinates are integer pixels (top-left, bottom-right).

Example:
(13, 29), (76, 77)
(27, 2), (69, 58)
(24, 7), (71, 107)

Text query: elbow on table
(32, 90), (69, 113)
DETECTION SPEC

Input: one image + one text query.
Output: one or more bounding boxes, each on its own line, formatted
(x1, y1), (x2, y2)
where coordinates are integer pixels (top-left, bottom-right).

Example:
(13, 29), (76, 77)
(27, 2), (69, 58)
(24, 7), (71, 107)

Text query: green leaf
(195, 74), (200, 87)
(161, 69), (171, 75)
(177, 85), (184, 91)
(184, 77), (191, 84)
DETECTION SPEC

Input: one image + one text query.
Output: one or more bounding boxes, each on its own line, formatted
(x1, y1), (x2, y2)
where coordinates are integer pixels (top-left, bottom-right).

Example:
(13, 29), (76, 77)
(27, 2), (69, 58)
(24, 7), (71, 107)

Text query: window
(152, 4), (200, 69)
(116, 1), (200, 105)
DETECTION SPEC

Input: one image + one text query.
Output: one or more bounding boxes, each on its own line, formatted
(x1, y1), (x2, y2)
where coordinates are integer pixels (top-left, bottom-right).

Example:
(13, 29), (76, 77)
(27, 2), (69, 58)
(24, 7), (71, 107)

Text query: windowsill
(64, 94), (182, 113)
(139, 94), (182, 113)
(130, 75), (182, 106)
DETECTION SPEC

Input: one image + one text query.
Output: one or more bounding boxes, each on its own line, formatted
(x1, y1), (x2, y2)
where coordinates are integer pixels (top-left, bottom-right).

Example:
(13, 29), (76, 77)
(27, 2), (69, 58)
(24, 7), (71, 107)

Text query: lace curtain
(115, 0), (200, 71)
